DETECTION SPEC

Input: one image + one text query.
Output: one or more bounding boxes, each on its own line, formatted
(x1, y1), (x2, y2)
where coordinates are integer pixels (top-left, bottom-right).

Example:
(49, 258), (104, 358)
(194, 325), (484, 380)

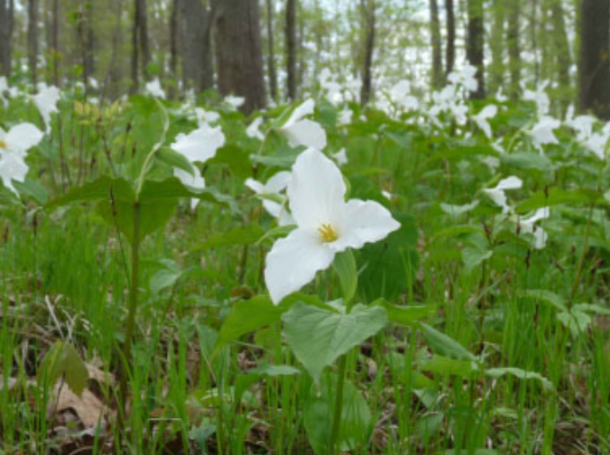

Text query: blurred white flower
(520, 207), (550, 249)
(171, 124), (225, 164)
(224, 95), (245, 109)
(264, 148), (400, 303)
(32, 85), (60, 131)
(145, 79), (166, 99)
(337, 107), (353, 126)
(473, 105), (498, 139)
(194, 107), (220, 126)
(483, 176), (522, 214)
(278, 99), (327, 150)
(246, 171), (293, 226)
(333, 148), (348, 167)
(523, 81), (550, 115)
(528, 116), (560, 148)
(174, 166), (206, 210)
(246, 116), (265, 141)
(448, 64), (479, 93)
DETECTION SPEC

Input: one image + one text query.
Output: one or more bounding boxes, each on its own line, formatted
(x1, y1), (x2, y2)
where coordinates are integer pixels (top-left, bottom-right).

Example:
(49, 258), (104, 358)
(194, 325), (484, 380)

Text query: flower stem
(329, 354), (347, 455)
(119, 202), (141, 419)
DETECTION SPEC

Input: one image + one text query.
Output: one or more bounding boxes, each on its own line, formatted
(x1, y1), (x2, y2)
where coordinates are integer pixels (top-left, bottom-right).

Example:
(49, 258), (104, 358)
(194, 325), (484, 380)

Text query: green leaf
(46, 177), (135, 210)
(13, 178), (48, 205)
(373, 299), (436, 325)
(516, 188), (606, 213)
(332, 250), (357, 305)
(462, 245), (492, 273)
(156, 147), (195, 176)
(420, 355), (479, 378)
(250, 363), (300, 376)
(193, 225), (264, 251)
(421, 324), (477, 361)
(485, 367), (554, 391)
(304, 373), (372, 455)
(39, 342), (89, 396)
(282, 302), (387, 384)
(501, 152), (553, 172)
(520, 289), (567, 312)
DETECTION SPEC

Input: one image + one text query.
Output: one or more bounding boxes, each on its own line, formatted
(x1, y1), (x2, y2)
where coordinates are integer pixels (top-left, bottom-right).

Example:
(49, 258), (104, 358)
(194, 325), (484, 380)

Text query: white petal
(285, 99), (315, 127)
(266, 171), (292, 193)
(288, 148), (346, 231)
(331, 199), (400, 251)
(32, 86), (60, 128)
(245, 178), (266, 194)
(0, 152), (28, 194)
(495, 176), (522, 191)
(263, 200), (293, 226)
(174, 166), (205, 190)
(171, 124), (225, 164)
(281, 119), (327, 150)
(6, 123), (44, 153)
(265, 228), (334, 304)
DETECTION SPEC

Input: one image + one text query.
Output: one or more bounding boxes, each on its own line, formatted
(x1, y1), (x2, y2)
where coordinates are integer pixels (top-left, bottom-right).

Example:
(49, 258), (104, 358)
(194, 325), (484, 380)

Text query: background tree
(27, 0), (39, 87)
(579, 0), (610, 119)
(265, 0), (278, 101)
(445, 0), (455, 77)
(466, 0), (485, 98)
(286, 0), (298, 100)
(360, 0), (376, 105)
(430, 0), (443, 88)
(506, 0), (520, 99)
(179, 0), (215, 94)
(214, 0), (266, 114)
(0, 0), (15, 77)
(131, 0), (150, 93)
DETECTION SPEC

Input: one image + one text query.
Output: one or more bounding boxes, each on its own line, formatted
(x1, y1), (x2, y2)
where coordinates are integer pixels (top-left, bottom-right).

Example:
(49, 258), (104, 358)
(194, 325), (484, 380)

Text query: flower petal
(285, 99), (315, 127)
(265, 228), (334, 304)
(331, 199), (400, 251)
(265, 171), (292, 193)
(171, 124), (225, 164)
(0, 152), (28, 194)
(7, 123), (44, 153)
(288, 148), (346, 231)
(282, 119), (327, 150)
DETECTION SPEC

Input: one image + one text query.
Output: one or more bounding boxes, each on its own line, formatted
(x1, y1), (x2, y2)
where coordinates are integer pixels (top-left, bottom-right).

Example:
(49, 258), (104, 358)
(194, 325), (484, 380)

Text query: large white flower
(0, 152), (28, 194)
(277, 99), (327, 150)
(32, 85), (60, 131)
(389, 80), (419, 111)
(483, 176), (522, 214)
(520, 207), (549, 249)
(194, 107), (220, 126)
(264, 148), (400, 303)
(523, 81), (550, 115)
(0, 123), (44, 157)
(528, 116), (560, 148)
(170, 124), (225, 164)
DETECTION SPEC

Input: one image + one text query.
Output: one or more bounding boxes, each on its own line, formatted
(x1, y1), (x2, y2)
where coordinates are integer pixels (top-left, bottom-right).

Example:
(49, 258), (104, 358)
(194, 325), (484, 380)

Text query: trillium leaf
(38, 341), (89, 396)
(193, 225), (264, 251)
(485, 367), (554, 391)
(332, 250), (358, 305)
(46, 177), (135, 210)
(501, 152), (553, 172)
(520, 289), (567, 312)
(282, 302), (387, 384)
(421, 324), (477, 361)
(156, 147), (195, 176)
(372, 299), (436, 325)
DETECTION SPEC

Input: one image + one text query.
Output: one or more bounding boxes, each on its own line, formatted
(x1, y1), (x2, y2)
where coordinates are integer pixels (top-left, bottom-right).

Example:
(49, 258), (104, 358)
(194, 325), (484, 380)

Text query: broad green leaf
(282, 302), (387, 384)
(156, 147), (195, 176)
(332, 250), (357, 305)
(421, 324), (477, 361)
(13, 178), (48, 205)
(420, 355), (479, 378)
(38, 341), (89, 396)
(462, 245), (492, 273)
(373, 299), (436, 325)
(46, 177), (134, 210)
(193, 225), (264, 251)
(520, 289), (567, 312)
(501, 152), (553, 172)
(304, 373), (372, 455)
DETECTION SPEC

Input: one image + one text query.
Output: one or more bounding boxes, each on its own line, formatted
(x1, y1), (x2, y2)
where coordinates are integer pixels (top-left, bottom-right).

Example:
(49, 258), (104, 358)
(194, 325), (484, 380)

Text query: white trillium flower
(483, 176), (523, 214)
(448, 64), (479, 93)
(0, 123), (44, 157)
(0, 153), (29, 194)
(523, 80), (550, 115)
(170, 124), (225, 164)
(520, 207), (550, 249)
(246, 116), (265, 141)
(277, 99), (327, 150)
(337, 107), (353, 126)
(389, 80), (419, 111)
(224, 95), (245, 109)
(246, 171), (293, 226)
(32, 85), (60, 131)
(145, 79), (166, 99)
(264, 148), (400, 304)
(194, 107), (220, 126)
(583, 133), (609, 160)
(496, 88), (508, 103)
(473, 105), (498, 139)
(528, 116), (560, 148)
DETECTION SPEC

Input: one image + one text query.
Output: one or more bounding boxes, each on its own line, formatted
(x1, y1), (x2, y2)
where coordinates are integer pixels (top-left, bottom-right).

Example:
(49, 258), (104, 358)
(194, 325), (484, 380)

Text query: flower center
(318, 223), (338, 243)
(0, 140), (6, 150)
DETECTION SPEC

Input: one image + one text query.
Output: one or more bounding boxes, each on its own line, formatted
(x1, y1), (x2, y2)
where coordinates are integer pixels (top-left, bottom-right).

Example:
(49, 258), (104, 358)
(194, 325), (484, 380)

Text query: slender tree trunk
(286, 0), (297, 100)
(430, 0), (443, 88)
(169, 0), (179, 96)
(445, 0), (456, 78)
(179, 0), (214, 94)
(214, 0), (266, 114)
(131, 0), (150, 93)
(506, 0), (520, 99)
(360, 0), (376, 105)
(28, 0), (39, 88)
(131, 0), (140, 93)
(137, 0), (150, 79)
(0, 0), (15, 77)
(579, 0), (610, 119)
(265, 0), (278, 102)
(489, 0), (505, 93)
(466, 0), (485, 98)
(530, 0), (540, 83)
(51, 0), (59, 85)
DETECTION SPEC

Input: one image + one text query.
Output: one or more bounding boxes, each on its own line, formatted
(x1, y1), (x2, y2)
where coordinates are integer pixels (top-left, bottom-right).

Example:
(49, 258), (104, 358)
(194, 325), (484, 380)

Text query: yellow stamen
(0, 140), (6, 149)
(318, 223), (338, 243)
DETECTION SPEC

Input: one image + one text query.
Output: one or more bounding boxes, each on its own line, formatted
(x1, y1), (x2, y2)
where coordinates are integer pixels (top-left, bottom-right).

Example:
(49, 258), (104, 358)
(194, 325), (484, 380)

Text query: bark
(551, 0), (571, 101)
(28, 0), (39, 88)
(466, 0), (485, 99)
(265, 0), (278, 101)
(530, 0), (539, 82)
(430, 0), (443, 88)
(506, 0), (520, 99)
(0, 0), (15, 77)
(286, 0), (298, 100)
(444, 0), (455, 78)
(77, 1), (95, 88)
(51, 0), (59, 85)
(360, 0), (376, 105)
(579, 0), (610, 119)
(179, 0), (215, 94)
(131, 0), (150, 93)
(214, 0), (266, 114)
(169, 0), (179, 92)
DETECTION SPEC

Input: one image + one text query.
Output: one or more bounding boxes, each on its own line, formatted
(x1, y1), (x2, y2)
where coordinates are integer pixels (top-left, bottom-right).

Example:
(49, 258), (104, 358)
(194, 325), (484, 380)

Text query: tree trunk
(444, 0), (455, 78)
(214, 0), (266, 114)
(131, 0), (140, 93)
(430, 0), (443, 88)
(579, 0), (610, 119)
(489, 0), (505, 93)
(286, 0), (297, 100)
(169, 0), (179, 96)
(131, 0), (150, 93)
(360, 0), (376, 105)
(265, 0), (278, 102)
(28, 0), (39, 88)
(0, 0), (15, 77)
(506, 0), (520, 99)
(137, 0), (150, 80)
(51, 0), (59, 85)
(179, 0), (215, 94)
(530, 0), (540, 82)
(466, 0), (485, 98)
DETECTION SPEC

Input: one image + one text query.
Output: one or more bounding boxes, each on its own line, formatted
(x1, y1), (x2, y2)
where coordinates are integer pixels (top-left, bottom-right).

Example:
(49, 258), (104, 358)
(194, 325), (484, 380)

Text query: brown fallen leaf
(49, 384), (110, 429)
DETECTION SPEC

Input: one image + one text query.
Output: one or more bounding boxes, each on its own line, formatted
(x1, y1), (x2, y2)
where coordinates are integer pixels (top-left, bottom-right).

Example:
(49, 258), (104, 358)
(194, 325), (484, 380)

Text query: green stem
(329, 354), (347, 455)
(570, 204), (594, 305)
(119, 202), (141, 417)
